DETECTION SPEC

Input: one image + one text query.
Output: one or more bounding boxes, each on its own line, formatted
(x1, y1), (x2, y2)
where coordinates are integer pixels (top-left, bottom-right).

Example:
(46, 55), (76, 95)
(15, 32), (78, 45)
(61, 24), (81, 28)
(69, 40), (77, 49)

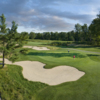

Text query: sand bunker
(23, 46), (50, 50)
(0, 52), (2, 56)
(0, 58), (85, 85)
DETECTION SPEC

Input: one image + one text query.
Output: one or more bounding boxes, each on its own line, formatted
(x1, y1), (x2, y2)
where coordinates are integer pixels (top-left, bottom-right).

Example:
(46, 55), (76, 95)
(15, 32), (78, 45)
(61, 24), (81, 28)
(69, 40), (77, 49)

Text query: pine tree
(0, 14), (8, 67)
(0, 14), (27, 67)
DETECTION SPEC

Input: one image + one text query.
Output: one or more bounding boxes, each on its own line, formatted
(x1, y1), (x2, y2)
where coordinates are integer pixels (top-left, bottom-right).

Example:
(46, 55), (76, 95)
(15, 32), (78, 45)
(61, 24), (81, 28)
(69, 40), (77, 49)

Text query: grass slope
(0, 65), (47, 100)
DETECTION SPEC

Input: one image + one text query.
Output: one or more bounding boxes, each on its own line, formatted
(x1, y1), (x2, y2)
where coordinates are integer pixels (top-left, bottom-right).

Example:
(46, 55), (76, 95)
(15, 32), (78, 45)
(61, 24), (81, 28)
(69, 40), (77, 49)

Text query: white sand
(0, 52), (2, 56)
(23, 46), (50, 50)
(0, 58), (85, 85)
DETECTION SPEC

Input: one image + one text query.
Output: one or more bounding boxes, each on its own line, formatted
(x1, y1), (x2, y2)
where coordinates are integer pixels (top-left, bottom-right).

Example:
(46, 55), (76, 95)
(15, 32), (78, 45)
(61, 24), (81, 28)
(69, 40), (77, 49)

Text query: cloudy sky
(0, 0), (99, 33)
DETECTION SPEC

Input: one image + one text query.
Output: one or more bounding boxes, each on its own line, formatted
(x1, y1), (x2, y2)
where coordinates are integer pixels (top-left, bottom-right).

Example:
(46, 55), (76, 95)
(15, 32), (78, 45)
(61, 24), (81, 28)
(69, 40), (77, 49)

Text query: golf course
(0, 39), (100, 100)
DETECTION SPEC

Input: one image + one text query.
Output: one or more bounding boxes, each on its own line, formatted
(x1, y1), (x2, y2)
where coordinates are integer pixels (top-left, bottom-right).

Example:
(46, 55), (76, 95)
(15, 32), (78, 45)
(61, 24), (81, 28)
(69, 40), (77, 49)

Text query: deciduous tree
(89, 13), (100, 46)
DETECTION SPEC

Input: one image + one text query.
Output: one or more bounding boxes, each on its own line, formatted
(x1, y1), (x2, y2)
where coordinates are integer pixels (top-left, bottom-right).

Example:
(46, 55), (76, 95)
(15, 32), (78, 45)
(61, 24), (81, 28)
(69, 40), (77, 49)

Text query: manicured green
(0, 39), (100, 100)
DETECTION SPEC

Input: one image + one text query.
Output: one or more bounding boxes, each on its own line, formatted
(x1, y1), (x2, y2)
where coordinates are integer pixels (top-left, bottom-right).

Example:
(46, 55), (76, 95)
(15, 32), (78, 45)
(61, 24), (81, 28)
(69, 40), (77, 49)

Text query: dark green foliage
(34, 31), (75, 41)
(9, 52), (19, 63)
(81, 24), (89, 41)
(35, 33), (43, 39)
(50, 42), (68, 46)
(29, 32), (36, 39)
(66, 31), (75, 41)
(20, 32), (29, 40)
(20, 48), (29, 54)
(89, 14), (100, 46)
(74, 23), (82, 41)
(42, 32), (51, 40)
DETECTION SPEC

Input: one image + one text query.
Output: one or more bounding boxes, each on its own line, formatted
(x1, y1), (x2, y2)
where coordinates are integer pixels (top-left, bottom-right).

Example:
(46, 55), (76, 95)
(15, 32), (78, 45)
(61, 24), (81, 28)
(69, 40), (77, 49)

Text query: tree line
(24, 12), (100, 46)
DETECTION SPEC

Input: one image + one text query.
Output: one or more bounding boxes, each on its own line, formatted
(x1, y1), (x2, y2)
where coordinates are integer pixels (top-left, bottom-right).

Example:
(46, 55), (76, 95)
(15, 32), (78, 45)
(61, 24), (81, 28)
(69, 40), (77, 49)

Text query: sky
(0, 0), (100, 33)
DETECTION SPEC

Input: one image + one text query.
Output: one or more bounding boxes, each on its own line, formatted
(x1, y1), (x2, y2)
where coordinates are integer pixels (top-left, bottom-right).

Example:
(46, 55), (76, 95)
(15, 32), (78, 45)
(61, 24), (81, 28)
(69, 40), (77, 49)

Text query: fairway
(0, 40), (100, 100)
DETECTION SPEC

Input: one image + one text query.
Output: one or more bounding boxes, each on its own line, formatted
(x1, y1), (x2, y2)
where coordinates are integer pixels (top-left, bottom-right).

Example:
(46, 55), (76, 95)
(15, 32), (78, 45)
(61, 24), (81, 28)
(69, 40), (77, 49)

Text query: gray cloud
(0, 0), (28, 14)
(36, 7), (93, 24)
(0, 0), (99, 32)
(32, 16), (74, 32)
(12, 13), (74, 32)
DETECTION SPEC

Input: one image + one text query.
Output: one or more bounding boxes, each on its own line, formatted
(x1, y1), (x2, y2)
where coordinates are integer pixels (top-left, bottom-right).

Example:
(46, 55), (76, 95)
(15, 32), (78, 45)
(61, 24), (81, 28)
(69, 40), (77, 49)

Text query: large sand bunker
(0, 58), (85, 85)
(23, 46), (50, 50)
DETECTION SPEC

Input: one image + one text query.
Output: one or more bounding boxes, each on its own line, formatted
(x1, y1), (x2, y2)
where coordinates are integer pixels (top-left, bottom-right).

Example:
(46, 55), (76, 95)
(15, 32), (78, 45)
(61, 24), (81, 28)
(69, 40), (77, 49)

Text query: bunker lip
(0, 58), (85, 85)
(23, 46), (50, 50)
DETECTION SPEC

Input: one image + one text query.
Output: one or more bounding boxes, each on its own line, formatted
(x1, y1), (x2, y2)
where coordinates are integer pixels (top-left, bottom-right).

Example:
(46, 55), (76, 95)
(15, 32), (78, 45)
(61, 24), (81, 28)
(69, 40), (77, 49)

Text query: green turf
(26, 39), (100, 53)
(87, 54), (100, 62)
(0, 39), (100, 100)
(67, 44), (100, 53)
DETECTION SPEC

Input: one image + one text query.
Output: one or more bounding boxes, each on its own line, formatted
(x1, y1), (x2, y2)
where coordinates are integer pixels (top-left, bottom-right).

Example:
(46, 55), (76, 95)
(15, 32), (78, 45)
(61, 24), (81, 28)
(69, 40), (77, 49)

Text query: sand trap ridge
(0, 58), (85, 85)
(23, 46), (50, 50)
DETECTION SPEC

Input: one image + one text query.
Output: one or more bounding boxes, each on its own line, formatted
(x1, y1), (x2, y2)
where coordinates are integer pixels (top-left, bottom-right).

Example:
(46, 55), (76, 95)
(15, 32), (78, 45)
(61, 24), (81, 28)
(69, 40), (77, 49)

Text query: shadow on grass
(87, 54), (99, 56)
(27, 52), (86, 58)
(87, 54), (100, 62)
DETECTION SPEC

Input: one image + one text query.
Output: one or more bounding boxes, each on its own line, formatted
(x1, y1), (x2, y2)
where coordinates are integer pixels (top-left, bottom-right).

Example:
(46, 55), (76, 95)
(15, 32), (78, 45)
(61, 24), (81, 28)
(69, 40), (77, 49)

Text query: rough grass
(87, 54), (100, 62)
(0, 65), (47, 100)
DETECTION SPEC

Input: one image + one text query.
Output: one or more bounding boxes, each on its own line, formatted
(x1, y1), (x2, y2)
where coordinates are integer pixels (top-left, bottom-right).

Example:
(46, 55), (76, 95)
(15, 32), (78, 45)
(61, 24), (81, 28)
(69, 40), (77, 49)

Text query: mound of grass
(50, 42), (68, 46)
(20, 48), (29, 54)
(87, 54), (100, 62)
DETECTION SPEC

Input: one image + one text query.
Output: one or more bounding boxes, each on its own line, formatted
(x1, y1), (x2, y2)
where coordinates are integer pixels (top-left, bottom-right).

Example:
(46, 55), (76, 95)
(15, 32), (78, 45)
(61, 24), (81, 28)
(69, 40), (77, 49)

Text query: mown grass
(87, 54), (100, 62)
(0, 39), (100, 100)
